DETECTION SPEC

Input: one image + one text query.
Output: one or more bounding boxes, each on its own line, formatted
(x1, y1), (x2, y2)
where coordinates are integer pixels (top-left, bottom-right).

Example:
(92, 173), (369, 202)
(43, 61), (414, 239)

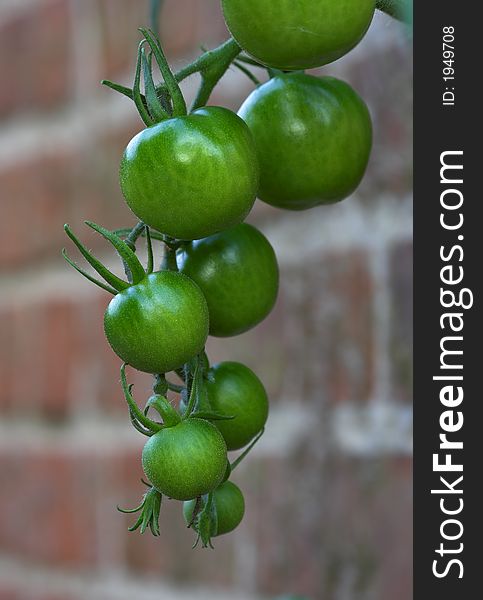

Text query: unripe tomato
(183, 480), (245, 536)
(104, 271), (209, 374)
(119, 107), (259, 240)
(142, 418), (227, 500)
(177, 223), (279, 337)
(206, 362), (268, 451)
(238, 74), (372, 210)
(222, 0), (375, 70)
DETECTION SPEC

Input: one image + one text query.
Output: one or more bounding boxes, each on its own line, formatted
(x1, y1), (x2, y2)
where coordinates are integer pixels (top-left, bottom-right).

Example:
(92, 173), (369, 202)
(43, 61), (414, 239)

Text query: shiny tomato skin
(238, 74), (372, 210)
(142, 418), (227, 500)
(206, 362), (269, 451)
(119, 107), (259, 241)
(104, 271), (209, 375)
(183, 480), (245, 536)
(222, 0), (375, 70)
(176, 223), (279, 337)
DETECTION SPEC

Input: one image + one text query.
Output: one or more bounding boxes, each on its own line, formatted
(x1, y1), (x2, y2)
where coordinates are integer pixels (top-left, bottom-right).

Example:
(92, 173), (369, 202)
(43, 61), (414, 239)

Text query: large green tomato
(104, 271), (208, 374)
(206, 362), (268, 451)
(142, 418), (227, 500)
(238, 74), (372, 210)
(222, 0), (375, 70)
(119, 107), (259, 240)
(177, 223), (279, 337)
(183, 480), (245, 536)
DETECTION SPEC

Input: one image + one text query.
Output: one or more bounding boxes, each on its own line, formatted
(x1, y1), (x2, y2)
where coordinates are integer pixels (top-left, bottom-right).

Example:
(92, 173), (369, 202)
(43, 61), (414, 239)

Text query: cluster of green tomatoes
(63, 0), (375, 548)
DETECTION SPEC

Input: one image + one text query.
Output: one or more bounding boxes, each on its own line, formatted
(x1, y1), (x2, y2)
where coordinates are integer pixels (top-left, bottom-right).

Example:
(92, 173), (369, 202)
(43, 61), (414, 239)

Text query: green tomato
(142, 418), (227, 500)
(183, 481), (245, 536)
(177, 223), (279, 337)
(104, 271), (208, 374)
(238, 74), (372, 210)
(206, 362), (268, 451)
(119, 107), (259, 240)
(222, 0), (375, 70)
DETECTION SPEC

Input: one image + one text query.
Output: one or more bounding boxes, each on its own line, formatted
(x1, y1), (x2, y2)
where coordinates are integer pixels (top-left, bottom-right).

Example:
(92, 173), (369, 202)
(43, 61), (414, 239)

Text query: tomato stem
(232, 60), (261, 86)
(145, 394), (181, 428)
(123, 221), (146, 250)
(166, 380), (184, 393)
(160, 244), (178, 271)
(145, 226), (154, 274)
(189, 38), (242, 111)
(114, 226), (165, 244)
(149, 0), (164, 38)
(230, 428), (265, 472)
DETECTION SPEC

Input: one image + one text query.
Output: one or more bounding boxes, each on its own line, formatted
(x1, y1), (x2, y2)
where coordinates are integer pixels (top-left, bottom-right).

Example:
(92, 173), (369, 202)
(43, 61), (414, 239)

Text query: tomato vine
(62, 0), (408, 549)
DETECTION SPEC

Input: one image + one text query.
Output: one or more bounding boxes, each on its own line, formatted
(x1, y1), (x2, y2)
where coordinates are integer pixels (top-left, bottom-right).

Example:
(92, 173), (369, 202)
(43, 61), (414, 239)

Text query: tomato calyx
(117, 481), (162, 536)
(102, 35), (245, 117)
(121, 364), (163, 435)
(63, 220), (155, 294)
(177, 354), (236, 423)
(187, 492), (218, 549)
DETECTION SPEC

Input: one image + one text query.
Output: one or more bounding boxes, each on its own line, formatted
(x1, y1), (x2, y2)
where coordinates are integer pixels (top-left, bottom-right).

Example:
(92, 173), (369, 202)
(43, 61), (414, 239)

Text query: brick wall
(0, 2), (413, 599)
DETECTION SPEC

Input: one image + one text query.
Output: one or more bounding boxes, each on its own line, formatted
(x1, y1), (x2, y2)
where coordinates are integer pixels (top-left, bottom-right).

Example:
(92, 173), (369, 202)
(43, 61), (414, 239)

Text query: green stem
(168, 38), (240, 90)
(232, 60), (261, 86)
(145, 395), (181, 427)
(124, 221), (146, 250)
(160, 244), (178, 271)
(145, 226), (154, 274)
(230, 428), (265, 471)
(188, 38), (241, 110)
(166, 380), (184, 393)
(114, 227), (165, 243)
(150, 0), (164, 38)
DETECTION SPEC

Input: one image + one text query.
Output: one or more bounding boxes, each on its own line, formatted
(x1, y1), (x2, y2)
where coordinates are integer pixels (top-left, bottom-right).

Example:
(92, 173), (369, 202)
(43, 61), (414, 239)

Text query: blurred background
(0, 1), (412, 599)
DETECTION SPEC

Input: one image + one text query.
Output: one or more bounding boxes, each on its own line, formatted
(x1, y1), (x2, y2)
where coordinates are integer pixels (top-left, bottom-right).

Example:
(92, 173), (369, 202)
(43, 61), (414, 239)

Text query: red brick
(0, 307), (14, 411)
(0, 123), (140, 271)
(323, 34), (413, 204)
(41, 298), (81, 418)
(98, 0), (229, 82)
(6, 301), (49, 417)
(0, 589), (74, 600)
(207, 249), (375, 407)
(0, 586), (18, 600)
(236, 453), (412, 599)
(0, 152), (75, 268)
(0, 287), (158, 419)
(0, 439), (239, 581)
(0, 450), (99, 567)
(0, 0), (71, 118)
